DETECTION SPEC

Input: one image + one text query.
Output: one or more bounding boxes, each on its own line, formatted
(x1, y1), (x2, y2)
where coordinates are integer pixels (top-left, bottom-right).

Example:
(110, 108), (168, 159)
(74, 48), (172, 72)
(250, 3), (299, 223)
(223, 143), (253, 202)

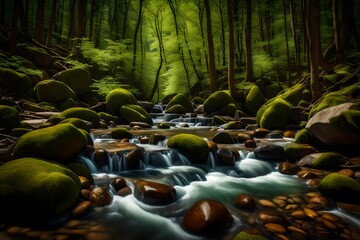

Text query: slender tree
(17, 0), (29, 35)
(122, 0), (130, 39)
(204, 0), (217, 93)
(68, 0), (76, 46)
(227, 0), (235, 97)
(35, 0), (45, 43)
(46, 0), (58, 46)
(245, 0), (253, 82)
(214, 0), (226, 66)
(283, 0), (290, 80)
(289, 0), (301, 76)
(10, 0), (18, 53)
(89, 0), (96, 41)
(133, 0), (144, 68)
(77, 0), (86, 40)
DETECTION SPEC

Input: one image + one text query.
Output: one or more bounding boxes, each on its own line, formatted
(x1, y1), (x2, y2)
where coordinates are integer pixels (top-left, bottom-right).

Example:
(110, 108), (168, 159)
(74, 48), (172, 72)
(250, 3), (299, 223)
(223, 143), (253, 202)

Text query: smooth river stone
(89, 187), (113, 207)
(72, 201), (92, 218)
(257, 210), (285, 224)
(235, 194), (256, 210)
(258, 199), (277, 208)
(264, 223), (286, 234)
(134, 180), (176, 205)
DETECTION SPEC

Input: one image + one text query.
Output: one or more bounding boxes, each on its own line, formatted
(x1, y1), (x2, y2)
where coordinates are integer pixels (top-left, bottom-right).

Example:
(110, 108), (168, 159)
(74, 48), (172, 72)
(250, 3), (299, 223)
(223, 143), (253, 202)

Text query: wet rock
(90, 187), (113, 207)
(55, 107), (101, 128)
(72, 201), (92, 218)
(182, 199), (232, 235)
(254, 144), (285, 162)
(253, 128), (270, 138)
(284, 143), (316, 163)
(256, 98), (293, 130)
(217, 148), (237, 166)
(79, 176), (91, 190)
(111, 177), (127, 191)
(264, 223), (286, 234)
(279, 162), (300, 175)
(235, 194), (256, 210)
(283, 131), (296, 138)
(149, 134), (166, 145)
(139, 136), (150, 144)
(207, 141), (218, 152)
(296, 152), (344, 170)
(266, 131), (283, 139)
(0, 105), (20, 130)
(166, 93), (193, 113)
(224, 121), (246, 130)
(237, 133), (252, 143)
(157, 123), (172, 129)
(80, 189), (91, 199)
(134, 180), (176, 205)
(258, 199), (277, 208)
(245, 85), (266, 116)
(129, 121), (152, 128)
(212, 132), (234, 144)
(93, 149), (108, 169)
(245, 139), (257, 148)
(309, 195), (328, 209)
(0, 67), (32, 94)
(337, 169), (355, 178)
(125, 148), (143, 170)
(110, 128), (133, 139)
(319, 173), (360, 204)
(239, 117), (257, 125)
(117, 186), (132, 197)
(203, 90), (240, 116)
(257, 210), (285, 224)
(297, 170), (318, 179)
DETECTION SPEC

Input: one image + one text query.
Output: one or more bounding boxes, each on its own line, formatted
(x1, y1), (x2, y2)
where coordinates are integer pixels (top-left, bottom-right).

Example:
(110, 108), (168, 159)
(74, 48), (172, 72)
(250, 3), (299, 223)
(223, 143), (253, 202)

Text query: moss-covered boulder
(98, 112), (116, 122)
(35, 80), (77, 103)
(0, 158), (81, 224)
(256, 98), (292, 130)
(295, 128), (313, 144)
(166, 93), (193, 113)
(233, 232), (268, 240)
(297, 152), (344, 170)
(59, 107), (101, 128)
(245, 85), (266, 116)
(60, 117), (91, 132)
(0, 105), (20, 129)
(192, 96), (204, 104)
(284, 144), (316, 163)
(319, 173), (360, 204)
(277, 83), (306, 106)
(13, 123), (87, 163)
(106, 88), (138, 116)
(164, 104), (186, 114)
(60, 98), (78, 110)
(204, 90), (240, 115)
(0, 67), (32, 94)
(17, 43), (54, 68)
(111, 128), (133, 139)
(22, 101), (58, 112)
(67, 162), (94, 184)
(167, 133), (209, 164)
(119, 104), (153, 125)
(57, 67), (91, 95)
(264, 82), (283, 99)
(218, 103), (238, 116)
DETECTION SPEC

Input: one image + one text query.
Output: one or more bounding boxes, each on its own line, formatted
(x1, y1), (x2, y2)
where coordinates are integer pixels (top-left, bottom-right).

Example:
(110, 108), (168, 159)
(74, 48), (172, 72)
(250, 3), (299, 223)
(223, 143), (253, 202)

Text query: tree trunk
(149, 19), (163, 101)
(35, 0), (45, 43)
(89, 0), (95, 41)
(196, 2), (209, 73)
(133, 0), (143, 68)
(10, 0), (18, 54)
(341, 0), (360, 54)
(283, 0), (290, 80)
(307, 0), (321, 101)
(215, 0), (226, 66)
(17, 0), (29, 35)
(289, 0), (301, 77)
(204, 0), (217, 93)
(46, 0), (57, 46)
(68, 0), (76, 47)
(122, 0), (130, 39)
(301, 0), (310, 72)
(184, 26), (202, 83)
(77, 0), (86, 40)
(233, 0), (242, 67)
(227, 0), (235, 97)
(245, 0), (253, 82)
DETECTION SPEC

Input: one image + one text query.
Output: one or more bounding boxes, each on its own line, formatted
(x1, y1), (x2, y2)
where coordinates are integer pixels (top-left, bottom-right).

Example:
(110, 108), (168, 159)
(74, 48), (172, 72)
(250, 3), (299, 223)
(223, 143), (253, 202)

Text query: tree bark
(77, 0), (86, 40)
(283, 0), (290, 80)
(89, 0), (96, 41)
(46, 0), (57, 46)
(245, 0), (253, 82)
(341, 0), (360, 54)
(68, 0), (76, 47)
(17, 0), (29, 35)
(204, 0), (217, 93)
(133, 0), (144, 68)
(10, 0), (18, 54)
(35, 0), (45, 43)
(227, 0), (235, 97)
(289, 0), (301, 77)
(196, 1), (209, 74)
(215, 0), (226, 66)
(122, 0), (130, 39)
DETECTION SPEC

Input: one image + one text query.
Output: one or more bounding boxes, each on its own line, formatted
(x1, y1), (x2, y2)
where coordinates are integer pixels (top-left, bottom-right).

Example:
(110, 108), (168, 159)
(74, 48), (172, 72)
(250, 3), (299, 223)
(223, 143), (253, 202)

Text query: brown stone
(279, 162), (300, 175)
(303, 207), (318, 219)
(149, 134), (166, 145)
(254, 128), (270, 138)
(235, 194), (256, 210)
(90, 187), (113, 207)
(111, 177), (127, 191)
(117, 186), (132, 197)
(207, 141), (218, 152)
(273, 198), (286, 208)
(245, 139), (257, 148)
(283, 131), (296, 138)
(257, 210), (285, 224)
(265, 223), (286, 234)
(217, 148), (236, 166)
(291, 210), (306, 219)
(125, 147), (143, 170)
(181, 199), (232, 235)
(258, 199), (276, 208)
(139, 136), (150, 144)
(237, 133), (252, 143)
(134, 180), (176, 205)
(79, 176), (91, 190)
(6, 226), (25, 236)
(81, 189), (91, 200)
(297, 170), (318, 179)
(337, 169), (355, 178)
(72, 201), (92, 218)
(92, 149), (108, 169)
(309, 195), (328, 209)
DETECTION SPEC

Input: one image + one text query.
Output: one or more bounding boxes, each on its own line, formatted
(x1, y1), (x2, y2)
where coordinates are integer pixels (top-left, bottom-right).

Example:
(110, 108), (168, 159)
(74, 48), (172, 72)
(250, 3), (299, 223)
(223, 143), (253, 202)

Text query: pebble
(288, 225), (306, 235)
(235, 194), (256, 210)
(244, 139), (257, 148)
(322, 213), (339, 222)
(309, 195), (328, 208)
(291, 210), (306, 219)
(303, 207), (318, 219)
(265, 223), (286, 234)
(285, 204), (298, 211)
(322, 219), (337, 230)
(258, 199), (277, 208)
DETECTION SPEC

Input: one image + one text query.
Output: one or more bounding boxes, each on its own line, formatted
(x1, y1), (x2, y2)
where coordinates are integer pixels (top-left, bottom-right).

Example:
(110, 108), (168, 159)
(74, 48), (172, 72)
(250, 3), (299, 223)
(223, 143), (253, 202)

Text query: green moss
(310, 152), (343, 170)
(60, 98), (78, 110)
(98, 112), (116, 122)
(0, 67), (32, 94)
(233, 232), (268, 240)
(67, 162), (94, 184)
(35, 80), (77, 103)
(110, 128), (133, 139)
(224, 121), (243, 130)
(264, 83), (283, 99)
(294, 129), (313, 144)
(0, 105), (20, 129)
(0, 158), (81, 224)
(284, 144), (316, 163)
(165, 104), (186, 114)
(57, 67), (91, 95)
(257, 98), (292, 130)
(278, 83), (305, 106)
(106, 88), (138, 116)
(78, 128), (93, 146)
(60, 117), (91, 132)
(122, 104), (152, 124)
(167, 133), (209, 164)
(245, 85), (265, 116)
(60, 107), (101, 128)
(17, 43), (54, 68)
(22, 101), (57, 112)
(204, 90), (239, 114)
(18, 121), (33, 129)
(329, 109), (360, 133)
(119, 105), (153, 125)
(319, 173), (360, 204)
(218, 103), (238, 116)
(192, 96), (204, 104)
(166, 93), (193, 113)
(13, 123), (88, 163)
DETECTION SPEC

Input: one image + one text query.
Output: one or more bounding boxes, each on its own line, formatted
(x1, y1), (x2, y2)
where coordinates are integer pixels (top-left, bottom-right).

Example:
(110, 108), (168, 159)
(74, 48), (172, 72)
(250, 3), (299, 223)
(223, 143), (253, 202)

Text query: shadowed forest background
(1, 0), (360, 103)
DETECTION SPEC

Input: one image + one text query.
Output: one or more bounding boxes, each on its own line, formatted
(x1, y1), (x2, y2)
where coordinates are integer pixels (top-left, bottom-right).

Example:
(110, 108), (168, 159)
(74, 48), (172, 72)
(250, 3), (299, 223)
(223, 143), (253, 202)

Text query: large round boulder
(58, 107), (101, 128)
(13, 123), (87, 163)
(167, 133), (209, 164)
(319, 173), (360, 204)
(34, 79), (77, 103)
(119, 104), (153, 125)
(0, 105), (20, 129)
(0, 67), (32, 94)
(57, 67), (91, 95)
(166, 93), (193, 113)
(203, 90), (240, 116)
(245, 85), (265, 116)
(256, 98), (292, 130)
(0, 158), (81, 224)
(17, 43), (54, 68)
(106, 88), (138, 116)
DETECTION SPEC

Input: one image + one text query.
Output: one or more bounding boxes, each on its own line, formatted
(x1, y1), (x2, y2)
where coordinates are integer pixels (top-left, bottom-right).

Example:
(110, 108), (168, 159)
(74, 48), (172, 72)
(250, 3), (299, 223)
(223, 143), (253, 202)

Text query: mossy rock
(106, 88), (138, 116)
(60, 98), (78, 111)
(295, 129), (314, 144)
(264, 83), (283, 99)
(67, 162), (94, 184)
(245, 85), (266, 116)
(98, 112), (116, 122)
(278, 83), (305, 106)
(17, 43), (54, 68)
(165, 104), (186, 114)
(13, 123), (88, 163)
(224, 121), (244, 130)
(162, 93), (177, 104)
(60, 107), (101, 128)
(309, 152), (344, 170)
(204, 90), (239, 114)
(9, 128), (32, 137)
(0, 67), (32, 94)
(257, 98), (292, 130)
(18, 121), (33, 129)
(0, 158), (81, 224)
(319, 173), (360, 204)
(60, 117), (91, 133)
(110, 128), (133, 139)
(22, 101), (57, 112)
(218, 103), (238, 116)
(192, 96), (204, 104)
(119, 104), (153, 125)
(167, 133), (209, 164)
(0, 105), (20, 129)
(0, 97), (16, 106)
(78, 128), (93, 146)
(35, 80), (77, 103)
(233, 232), (268, 240)
(57, 67), (91, 95)
(284, 144), (316, 163)
(166, 93), (193, 113)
